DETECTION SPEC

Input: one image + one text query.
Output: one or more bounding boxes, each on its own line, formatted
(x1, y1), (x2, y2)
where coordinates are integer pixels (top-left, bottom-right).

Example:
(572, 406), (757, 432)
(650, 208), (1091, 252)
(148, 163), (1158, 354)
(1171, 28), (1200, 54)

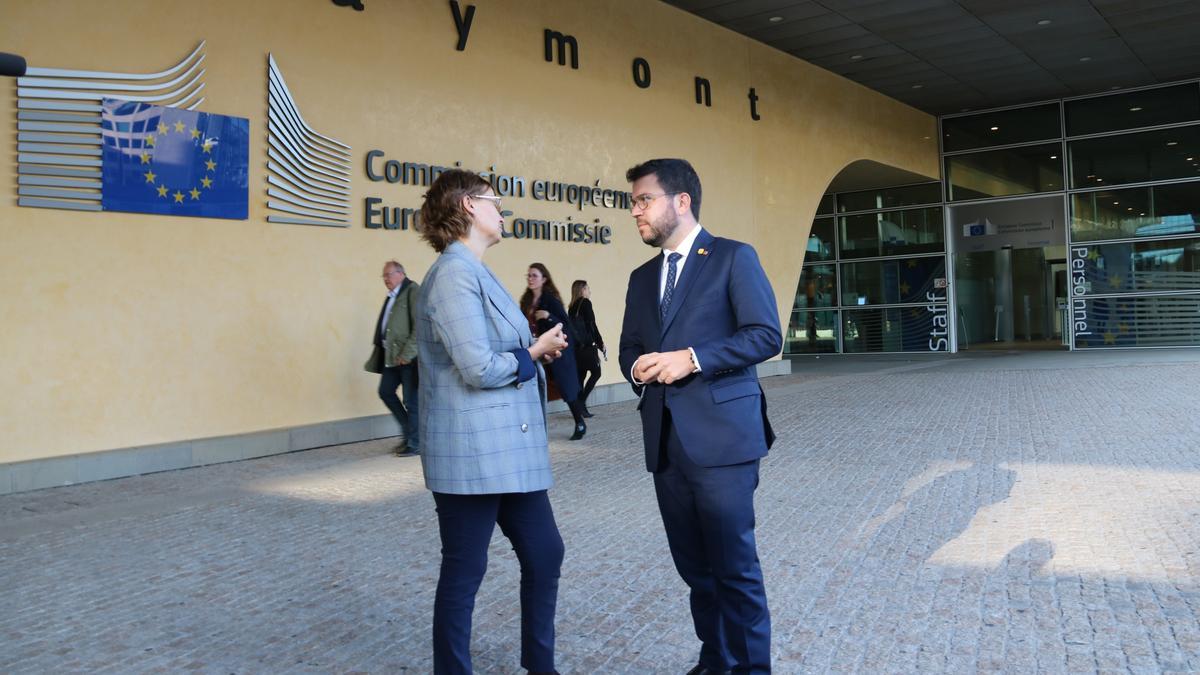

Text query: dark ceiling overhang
(663, 0), (1200, 115)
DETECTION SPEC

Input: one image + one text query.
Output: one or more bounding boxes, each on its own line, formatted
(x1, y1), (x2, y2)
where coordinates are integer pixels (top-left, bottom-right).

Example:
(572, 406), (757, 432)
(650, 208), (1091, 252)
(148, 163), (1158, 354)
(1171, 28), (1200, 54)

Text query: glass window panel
(842, 305), (951, 353)
(942, 103), (1062, 152)
(785, 309), (839, 354)
(806, 217), (836, 262)
(836, 183), (941, 212)
(1069, 125), (1200, 189)
(1070, 238), (1200, 295)
(1066, 84), (1200, 137)
(1071, 182), (1200, 242)
(1073, 294), (1200, 348)
(839, 207), (944, 259)
(840, 256), (947, 306)
(816, 193), (835, 216)
(794, 264), (836, 309)
(946, 143), (1063, 201)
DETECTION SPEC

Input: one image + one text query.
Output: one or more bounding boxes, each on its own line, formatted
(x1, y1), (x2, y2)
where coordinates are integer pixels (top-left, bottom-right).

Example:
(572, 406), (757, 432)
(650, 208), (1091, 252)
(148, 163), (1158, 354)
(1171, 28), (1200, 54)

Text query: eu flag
(100, 99), (249, 219)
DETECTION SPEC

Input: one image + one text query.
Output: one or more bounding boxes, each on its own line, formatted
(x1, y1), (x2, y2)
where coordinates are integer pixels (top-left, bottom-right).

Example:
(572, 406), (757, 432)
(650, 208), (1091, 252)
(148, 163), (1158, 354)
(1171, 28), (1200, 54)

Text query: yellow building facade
(0, 0), (938, 491)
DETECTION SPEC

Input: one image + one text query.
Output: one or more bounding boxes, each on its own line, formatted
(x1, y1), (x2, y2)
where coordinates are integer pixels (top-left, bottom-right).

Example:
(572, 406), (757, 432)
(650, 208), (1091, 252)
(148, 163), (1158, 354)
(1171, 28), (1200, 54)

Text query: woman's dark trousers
(575, 346), (601, 411)
(431, 490), (564, 674)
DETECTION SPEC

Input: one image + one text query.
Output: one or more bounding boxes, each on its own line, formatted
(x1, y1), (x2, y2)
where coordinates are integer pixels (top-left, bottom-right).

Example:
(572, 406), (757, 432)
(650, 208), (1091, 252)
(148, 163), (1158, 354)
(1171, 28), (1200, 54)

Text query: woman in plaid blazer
(414, 169), (568, 675)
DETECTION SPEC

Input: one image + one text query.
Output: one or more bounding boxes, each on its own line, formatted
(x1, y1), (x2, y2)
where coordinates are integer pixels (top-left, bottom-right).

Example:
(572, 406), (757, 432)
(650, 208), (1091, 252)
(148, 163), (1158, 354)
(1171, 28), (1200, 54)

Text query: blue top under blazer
(415, 241), (552, 495)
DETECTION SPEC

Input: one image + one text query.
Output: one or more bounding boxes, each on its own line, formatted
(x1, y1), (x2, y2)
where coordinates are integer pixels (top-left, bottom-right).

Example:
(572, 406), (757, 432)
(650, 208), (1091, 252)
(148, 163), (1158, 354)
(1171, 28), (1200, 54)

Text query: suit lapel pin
(697, 248), (708, 256)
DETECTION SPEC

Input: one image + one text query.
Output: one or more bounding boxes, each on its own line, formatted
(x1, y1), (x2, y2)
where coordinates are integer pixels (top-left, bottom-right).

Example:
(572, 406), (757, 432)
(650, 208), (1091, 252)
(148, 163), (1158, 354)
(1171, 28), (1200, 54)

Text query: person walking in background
(364, 260), (420, 456)
(521, 264), (587, 441)
(415, 169), (568, 675)
(619, 158), (782, 674)
(568, 280), (604, 418)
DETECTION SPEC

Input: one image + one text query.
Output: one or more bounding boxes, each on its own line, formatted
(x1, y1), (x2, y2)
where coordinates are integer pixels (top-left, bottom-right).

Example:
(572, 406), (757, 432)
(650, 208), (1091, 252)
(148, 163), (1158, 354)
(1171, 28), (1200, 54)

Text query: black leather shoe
(569, 423), (586, 441)
(685, 666), (729, 675)
(581, 405), (594, 418)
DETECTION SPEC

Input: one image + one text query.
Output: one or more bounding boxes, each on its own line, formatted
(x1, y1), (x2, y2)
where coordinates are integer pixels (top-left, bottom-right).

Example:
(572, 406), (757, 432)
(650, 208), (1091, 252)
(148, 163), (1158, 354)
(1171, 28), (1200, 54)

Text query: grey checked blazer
(415, 241), (552, 495)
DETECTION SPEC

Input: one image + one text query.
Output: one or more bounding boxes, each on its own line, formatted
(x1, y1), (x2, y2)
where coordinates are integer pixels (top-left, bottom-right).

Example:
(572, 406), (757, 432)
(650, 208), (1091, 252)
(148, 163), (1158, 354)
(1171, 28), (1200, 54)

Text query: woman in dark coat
(520, 263), (587, 440)
(568, 280), (604, 418)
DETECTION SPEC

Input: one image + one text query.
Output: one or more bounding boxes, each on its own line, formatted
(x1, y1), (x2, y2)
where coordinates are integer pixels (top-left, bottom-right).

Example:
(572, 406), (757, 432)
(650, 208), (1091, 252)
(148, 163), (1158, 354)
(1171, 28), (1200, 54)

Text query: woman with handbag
(415, 169), (568, 675)
(520, 263), (587, 441)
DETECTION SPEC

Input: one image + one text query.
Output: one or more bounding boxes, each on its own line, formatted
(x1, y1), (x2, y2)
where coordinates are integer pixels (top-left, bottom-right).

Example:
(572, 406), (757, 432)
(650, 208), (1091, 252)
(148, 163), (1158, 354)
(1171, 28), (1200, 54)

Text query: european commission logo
(962, 218), (998, 237)
(14, 40), (280, 223)
(100, 99), (249, 219)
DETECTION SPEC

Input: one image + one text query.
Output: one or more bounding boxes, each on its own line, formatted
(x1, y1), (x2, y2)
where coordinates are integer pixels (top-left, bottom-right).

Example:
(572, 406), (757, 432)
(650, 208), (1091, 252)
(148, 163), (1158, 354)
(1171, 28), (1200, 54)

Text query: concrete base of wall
(0, 360), (791, 495)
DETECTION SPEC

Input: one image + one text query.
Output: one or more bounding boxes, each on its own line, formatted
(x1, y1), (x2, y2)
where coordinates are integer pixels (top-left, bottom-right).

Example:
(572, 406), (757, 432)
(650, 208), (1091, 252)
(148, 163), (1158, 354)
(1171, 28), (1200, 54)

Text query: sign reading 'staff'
(100, 99), (249, 219)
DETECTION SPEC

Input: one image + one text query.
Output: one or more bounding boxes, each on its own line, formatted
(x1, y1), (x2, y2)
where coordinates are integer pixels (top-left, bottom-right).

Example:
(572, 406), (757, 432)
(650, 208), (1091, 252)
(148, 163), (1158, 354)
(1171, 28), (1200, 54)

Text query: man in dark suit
(619, 159), (782, 675)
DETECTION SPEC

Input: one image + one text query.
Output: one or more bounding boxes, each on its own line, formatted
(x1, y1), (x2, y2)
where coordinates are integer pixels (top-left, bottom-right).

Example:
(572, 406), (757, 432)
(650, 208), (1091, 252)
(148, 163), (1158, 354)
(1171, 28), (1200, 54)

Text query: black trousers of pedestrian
(431, 490), (564, 674)
(575, 346), (601, 406)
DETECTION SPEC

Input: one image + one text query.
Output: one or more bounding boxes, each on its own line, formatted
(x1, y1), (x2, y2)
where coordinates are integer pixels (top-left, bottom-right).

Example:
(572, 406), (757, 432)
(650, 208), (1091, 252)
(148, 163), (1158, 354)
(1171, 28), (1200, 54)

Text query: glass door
(950, 195), (1069, 350)
(954, 246), (1067, 349)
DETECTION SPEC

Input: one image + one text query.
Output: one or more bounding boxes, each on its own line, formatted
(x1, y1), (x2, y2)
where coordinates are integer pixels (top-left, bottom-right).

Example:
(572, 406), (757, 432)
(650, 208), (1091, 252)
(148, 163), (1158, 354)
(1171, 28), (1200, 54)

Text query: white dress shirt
(659, 224), (703, 301)
(380, 283), (401, 341)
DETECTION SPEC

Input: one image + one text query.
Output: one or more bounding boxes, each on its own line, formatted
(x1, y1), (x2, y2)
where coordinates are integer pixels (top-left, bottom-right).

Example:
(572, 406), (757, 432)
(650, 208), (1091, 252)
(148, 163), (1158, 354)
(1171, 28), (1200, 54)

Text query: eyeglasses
(381, 270), (401, 278)
(470, 194), (503, 212)
(630, 192), (679, 210)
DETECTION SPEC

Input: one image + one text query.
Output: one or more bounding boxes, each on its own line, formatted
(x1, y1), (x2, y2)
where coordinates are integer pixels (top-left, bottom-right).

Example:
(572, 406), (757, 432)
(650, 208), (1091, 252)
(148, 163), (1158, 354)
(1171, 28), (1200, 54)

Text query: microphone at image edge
(0, 53), (27, 77)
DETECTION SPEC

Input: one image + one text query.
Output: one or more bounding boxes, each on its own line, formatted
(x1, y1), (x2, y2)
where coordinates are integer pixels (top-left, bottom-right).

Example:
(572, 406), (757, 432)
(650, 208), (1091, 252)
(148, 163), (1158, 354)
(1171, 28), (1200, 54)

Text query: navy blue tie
(660, 252), (682, 321)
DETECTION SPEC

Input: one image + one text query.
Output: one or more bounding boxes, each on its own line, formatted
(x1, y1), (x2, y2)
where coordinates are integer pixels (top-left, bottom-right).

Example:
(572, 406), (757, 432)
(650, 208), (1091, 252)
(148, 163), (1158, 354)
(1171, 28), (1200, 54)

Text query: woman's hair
(419, 169), (493, 252)
(519, 262), (563, 315)
(569, 279), (588, 312)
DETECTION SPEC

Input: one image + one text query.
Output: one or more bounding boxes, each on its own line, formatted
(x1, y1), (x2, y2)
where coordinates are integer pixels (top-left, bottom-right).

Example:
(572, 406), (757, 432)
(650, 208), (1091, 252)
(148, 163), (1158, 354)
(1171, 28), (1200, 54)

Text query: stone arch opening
(786, 160), (944, 356)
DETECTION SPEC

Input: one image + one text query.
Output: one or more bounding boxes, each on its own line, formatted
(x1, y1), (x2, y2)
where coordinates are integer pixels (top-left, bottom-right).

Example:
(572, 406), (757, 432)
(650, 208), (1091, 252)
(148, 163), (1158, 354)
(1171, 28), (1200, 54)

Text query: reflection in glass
(817, 193), (835, 216)
(842, 306), (950, 353)
(795, 264), (836, 309)
(1071, 238), (1200, 294)
(840, 207), (944, 259)
(806, 217), (836, 262)
(943, 103), (1061, 152)
(836, 182), (941, 213)
(1074, 294), (1200, 348)
(785, 310), (838, 354)
(946, 143), (1063, 201)
(840, 256), (947, 306)
(1070, 125), (1200, 189)
(1071, 182), (1200, 241)
(1066, 83), (1200, 137)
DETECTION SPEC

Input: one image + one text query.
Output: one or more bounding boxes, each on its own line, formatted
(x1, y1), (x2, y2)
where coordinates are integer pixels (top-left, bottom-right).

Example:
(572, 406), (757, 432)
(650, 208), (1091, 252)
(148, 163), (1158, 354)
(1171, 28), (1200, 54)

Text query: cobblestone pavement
(3, 351), (1200, 674)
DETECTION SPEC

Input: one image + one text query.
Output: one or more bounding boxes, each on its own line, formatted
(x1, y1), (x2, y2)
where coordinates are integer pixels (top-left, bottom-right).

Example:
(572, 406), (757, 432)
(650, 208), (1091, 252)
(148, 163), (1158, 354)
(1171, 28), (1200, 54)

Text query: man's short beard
(642, 210), (680, 248)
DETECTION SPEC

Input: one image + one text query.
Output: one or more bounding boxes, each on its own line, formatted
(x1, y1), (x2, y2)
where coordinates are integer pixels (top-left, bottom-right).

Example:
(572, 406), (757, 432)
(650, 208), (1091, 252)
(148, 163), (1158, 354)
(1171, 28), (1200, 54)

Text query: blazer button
(521, 423), (529, 433)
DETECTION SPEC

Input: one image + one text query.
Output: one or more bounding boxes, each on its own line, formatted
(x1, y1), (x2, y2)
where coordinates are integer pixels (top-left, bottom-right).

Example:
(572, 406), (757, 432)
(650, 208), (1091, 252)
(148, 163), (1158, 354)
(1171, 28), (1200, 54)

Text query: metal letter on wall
(15, 42), (209, 212)
(265, 55), (352, 227)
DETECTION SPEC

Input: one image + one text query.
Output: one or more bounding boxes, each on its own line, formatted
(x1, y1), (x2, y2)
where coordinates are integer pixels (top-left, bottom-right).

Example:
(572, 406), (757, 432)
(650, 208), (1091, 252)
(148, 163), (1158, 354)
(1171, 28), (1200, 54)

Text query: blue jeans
(379, 363), (418, 449)
(431, 490), (564, 674)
